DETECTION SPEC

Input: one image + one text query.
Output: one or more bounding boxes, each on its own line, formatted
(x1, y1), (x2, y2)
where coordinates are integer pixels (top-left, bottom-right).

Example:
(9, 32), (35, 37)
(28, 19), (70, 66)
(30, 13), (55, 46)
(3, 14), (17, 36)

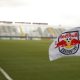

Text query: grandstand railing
(0, 36), (57, 40)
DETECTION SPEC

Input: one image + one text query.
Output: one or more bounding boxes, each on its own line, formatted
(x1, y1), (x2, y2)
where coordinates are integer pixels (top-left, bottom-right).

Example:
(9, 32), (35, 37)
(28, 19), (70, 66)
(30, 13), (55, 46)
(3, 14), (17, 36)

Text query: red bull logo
(55, 31), (79, 55)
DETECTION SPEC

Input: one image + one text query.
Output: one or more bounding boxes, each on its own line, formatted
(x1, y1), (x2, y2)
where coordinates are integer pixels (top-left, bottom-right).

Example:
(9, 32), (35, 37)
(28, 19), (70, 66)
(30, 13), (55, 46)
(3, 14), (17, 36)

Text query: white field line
(0, 67), (13, 80)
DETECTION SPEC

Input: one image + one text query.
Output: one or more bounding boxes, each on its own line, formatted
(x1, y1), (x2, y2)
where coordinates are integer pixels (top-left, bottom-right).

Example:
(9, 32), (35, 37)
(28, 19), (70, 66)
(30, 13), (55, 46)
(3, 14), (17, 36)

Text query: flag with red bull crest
(49, 27), (80, 61)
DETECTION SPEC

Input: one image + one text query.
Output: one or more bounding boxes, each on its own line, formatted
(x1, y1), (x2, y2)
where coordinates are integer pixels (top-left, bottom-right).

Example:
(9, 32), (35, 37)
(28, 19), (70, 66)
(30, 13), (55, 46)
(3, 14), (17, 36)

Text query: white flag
(49, 27), (80, 61)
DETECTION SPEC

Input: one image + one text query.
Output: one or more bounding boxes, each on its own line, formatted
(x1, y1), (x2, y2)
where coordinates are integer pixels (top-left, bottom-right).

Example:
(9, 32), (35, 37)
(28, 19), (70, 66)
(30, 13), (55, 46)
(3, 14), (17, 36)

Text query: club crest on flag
(49, 27), (80, 61)
(56, 31), (79, 55)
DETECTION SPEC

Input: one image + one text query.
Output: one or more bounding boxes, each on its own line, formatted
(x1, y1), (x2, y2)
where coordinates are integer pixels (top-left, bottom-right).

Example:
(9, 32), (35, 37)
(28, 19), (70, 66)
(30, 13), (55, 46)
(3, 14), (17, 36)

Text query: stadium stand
(0, 21), (66, 40)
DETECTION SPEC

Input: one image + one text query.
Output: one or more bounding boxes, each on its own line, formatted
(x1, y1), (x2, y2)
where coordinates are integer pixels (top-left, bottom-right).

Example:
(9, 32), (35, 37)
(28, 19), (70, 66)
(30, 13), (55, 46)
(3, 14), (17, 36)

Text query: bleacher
(0, 24), (19, 39)
(0, 22), (66, 40)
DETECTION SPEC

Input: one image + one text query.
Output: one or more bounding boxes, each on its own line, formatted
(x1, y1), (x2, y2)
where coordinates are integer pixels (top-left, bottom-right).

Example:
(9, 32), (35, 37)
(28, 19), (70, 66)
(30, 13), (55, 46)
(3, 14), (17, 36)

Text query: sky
(0, 0), (80, 28)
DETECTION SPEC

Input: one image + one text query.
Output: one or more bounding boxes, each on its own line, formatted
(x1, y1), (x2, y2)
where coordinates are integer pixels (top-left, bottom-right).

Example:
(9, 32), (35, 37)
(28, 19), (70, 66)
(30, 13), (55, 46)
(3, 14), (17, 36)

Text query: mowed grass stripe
(0, 40), (80, 80)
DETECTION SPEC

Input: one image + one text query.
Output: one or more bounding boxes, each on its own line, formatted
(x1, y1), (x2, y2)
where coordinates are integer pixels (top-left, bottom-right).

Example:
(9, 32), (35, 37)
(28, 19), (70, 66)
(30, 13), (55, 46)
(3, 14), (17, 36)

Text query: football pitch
(0, 40), (80, 80)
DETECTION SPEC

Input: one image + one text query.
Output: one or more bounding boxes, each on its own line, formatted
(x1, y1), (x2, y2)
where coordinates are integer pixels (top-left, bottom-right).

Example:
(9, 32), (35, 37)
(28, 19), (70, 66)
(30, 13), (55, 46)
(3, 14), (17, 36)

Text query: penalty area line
(0, 67), (13, 80)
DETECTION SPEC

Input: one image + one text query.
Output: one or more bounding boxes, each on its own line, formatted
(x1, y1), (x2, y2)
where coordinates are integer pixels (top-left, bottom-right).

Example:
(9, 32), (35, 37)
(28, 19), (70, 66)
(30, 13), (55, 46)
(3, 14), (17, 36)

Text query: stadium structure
(0, 21), (65, 40)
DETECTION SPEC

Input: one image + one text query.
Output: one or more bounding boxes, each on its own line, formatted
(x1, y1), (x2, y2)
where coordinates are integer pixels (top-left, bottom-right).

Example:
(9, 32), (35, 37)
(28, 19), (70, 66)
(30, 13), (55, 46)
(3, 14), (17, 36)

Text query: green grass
(0, 40), (80, 80)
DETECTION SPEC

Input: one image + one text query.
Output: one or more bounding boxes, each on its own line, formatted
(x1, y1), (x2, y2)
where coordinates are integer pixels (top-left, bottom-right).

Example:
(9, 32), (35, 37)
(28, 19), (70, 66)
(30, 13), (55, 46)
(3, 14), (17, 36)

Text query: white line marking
(0, 67), (13, 80)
